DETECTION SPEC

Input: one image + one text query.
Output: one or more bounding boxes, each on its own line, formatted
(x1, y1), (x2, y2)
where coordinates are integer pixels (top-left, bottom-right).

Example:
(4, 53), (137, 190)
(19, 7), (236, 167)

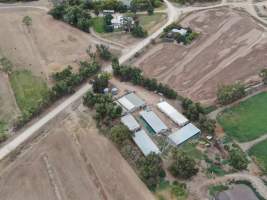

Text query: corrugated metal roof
(157, 101), (189, 127)
(140, 110), (168, 134)
(117, 93), (145, 112)
(171, 28), (187, 36)
(133, 130), (160, 156)
(121, 114), (140, 132)
(168, 123), (201, 146)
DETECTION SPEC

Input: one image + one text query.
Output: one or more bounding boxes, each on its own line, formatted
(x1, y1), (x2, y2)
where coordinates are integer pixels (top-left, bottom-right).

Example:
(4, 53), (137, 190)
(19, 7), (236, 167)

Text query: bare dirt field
(0, 102), (154, 200)
(0, 8), (102, 83)
(133, 8), (267, 105)
(0, 72), (20, 123)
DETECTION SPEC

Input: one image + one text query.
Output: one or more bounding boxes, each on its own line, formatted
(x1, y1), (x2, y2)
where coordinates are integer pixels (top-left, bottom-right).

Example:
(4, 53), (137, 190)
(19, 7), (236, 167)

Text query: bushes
(92, 72), (111, 93)
(110, 124), (131, 146)
(131, 25), (148, 38)
(259, 68), (267, 84)
(112, 58), (177, 99)
(52, 61), (100, 98)
(217, 83), (246, 105)
(130, 0), (162, 12)
(96, 44), (112, 60)
(229, 148), (248, 170)
(49, 4), (91, 32)
(168, 150), (198, 179)
(137, 153), (165, 190)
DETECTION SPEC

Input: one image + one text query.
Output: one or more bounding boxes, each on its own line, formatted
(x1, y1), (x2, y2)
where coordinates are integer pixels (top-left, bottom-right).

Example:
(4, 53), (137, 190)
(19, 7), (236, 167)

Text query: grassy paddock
(91, 17), (105, 33)
(249, 139), (267, 173)
(10, 70), (50, 116)
(218, 92), (267, 142)
(137, 13), (167, 31)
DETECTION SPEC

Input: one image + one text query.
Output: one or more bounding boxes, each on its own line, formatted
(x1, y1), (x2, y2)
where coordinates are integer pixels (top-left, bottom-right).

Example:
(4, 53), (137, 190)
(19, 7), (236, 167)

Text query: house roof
(140, 110), (168, 134)
(157, 101), (189, 126)
(168, 123), (201, 146)
(133, 129), (160, 156)
(117, 93), (145, 111)
(171, 28), (187, 36)
(121, 114), (140, 131)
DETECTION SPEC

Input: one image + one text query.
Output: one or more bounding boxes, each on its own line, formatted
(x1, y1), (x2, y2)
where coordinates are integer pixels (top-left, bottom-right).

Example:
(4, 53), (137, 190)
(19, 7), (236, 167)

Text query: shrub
(217, 83), (246, 105)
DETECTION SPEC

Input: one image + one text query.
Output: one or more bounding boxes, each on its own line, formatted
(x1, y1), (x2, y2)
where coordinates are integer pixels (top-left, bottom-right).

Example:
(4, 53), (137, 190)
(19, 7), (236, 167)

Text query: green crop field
(10, 70), (50, 116)
(249, 139), (267, 173)
(218, 92), (267, 142)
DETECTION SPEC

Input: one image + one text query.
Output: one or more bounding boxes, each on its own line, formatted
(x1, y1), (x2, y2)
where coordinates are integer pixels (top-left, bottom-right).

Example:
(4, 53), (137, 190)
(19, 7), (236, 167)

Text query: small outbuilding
(140, 110), (168, 134)
(118, 93), (146, 112)
(171, 28), (187, 36)
(168, 123), (201, 146)
(121, 114), (140, 132)
(157, 101), (189, 127)
(133, 129), (160, 156)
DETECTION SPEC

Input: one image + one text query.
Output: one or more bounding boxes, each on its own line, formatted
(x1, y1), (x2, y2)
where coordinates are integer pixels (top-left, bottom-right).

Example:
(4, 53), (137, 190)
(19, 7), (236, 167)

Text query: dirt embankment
(134, 8), (267, 105)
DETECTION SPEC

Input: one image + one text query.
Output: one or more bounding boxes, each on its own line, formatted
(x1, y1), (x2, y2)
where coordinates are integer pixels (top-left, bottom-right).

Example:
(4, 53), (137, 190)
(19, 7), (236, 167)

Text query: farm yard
(249, 139), (267, 173)
(0, 8), (102, 83)
(0, 102), (154, 200)
(218, 92), (267, 142)
(133, 8), (267, 105)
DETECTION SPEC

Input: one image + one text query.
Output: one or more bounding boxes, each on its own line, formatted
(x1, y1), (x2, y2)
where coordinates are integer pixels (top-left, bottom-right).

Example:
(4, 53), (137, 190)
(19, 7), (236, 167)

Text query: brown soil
(133, 8), (267, 105)
(0, 72), (20, 123)
(0, 8), (97, 84)
(0, 102), (154, 200)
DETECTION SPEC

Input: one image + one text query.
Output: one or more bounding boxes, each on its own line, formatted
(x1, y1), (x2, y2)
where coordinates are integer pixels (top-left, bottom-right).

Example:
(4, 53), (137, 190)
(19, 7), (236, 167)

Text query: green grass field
(10, 70), (50, 116)
(218, 92), (267, 142)
(91, 17), (105, 33)
(249, 139), (267, 173)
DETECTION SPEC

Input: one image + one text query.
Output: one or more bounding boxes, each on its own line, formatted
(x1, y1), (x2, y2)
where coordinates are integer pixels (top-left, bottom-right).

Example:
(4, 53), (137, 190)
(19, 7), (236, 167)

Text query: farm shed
(133, 130), (160, 156)
(121, 114), (140, 132)
(168, 123), (201, 146)
(118, 93), (146, 112)
(171, 28), (187, 36)
(157, 101), (189, 127)
(140, 110), (168, 134)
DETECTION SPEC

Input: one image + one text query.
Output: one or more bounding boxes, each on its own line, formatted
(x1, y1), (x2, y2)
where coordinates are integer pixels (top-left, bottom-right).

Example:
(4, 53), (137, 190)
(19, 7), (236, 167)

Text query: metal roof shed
(140, 110), (168, 134)
(133, 130), (160, 156)
(168, 123), (201, 146)
(118, 93), (145, 112)
(121, 114), (140, 132)
(157, 101), (189, 127)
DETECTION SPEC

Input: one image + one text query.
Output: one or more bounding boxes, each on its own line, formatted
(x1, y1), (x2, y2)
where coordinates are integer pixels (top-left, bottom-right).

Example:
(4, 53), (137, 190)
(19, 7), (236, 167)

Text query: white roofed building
(133, 130), (160, 156)
(157, 101), (189, 127)
(140, 110), (168, 134)
(171, 28), (187, 36)
(117, 93), (146, 112)
(121, 114), (140, 132)
(168, 123), (201, 146)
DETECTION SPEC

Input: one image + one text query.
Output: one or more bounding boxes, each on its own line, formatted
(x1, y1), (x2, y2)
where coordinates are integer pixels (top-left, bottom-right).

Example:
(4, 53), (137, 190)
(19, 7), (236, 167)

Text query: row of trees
(216, 83), (246, 105)
(130, 0), (162, 12)
(182, 98), (216, 135)
(112, 58), (177, 99)
(52, 61), (100, 98)
(49, 3), (91, 32)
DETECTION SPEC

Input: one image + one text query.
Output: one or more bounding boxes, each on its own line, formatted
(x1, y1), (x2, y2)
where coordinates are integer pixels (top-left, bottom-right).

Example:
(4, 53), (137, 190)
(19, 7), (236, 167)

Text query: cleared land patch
(0, 104), (154, 200)
(0, 8), (97, 82)
(249, 139), (267, 173)
(218, 92), (267, 142)
(133, 8), (267, 105)
(10, 70), (50, 117)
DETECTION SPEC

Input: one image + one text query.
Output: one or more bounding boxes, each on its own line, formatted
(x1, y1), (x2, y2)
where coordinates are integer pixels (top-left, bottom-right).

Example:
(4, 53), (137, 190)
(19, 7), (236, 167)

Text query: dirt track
(134, 8), (267, 105)
(0, 103), (154, 200)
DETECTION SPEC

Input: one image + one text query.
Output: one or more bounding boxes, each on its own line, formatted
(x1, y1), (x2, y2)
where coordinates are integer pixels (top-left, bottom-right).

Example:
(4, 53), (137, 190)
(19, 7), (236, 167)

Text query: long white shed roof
(168, 123), (201, 146)
(157, 101), (189, 127)
(140, 110), (168, 134)
(121, 114), (140, 132)
(133, 130), (160, 156)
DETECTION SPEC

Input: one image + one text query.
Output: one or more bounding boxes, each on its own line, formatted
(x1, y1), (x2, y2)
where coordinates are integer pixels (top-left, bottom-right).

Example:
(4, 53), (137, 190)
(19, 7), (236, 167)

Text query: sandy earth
(0, 8), (100, 83)
(133, 8), (267, 105)
(0, 72), (20, 123)
(0, 102), (154, 200)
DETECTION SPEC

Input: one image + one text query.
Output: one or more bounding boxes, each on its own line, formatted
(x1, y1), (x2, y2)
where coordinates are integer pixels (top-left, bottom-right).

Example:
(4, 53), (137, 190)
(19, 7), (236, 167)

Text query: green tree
(229, 149), (248, 170)
(198, 114), (216, 135)
(131, 25), (147, 38)
(169, 150), (198, 179)
(96, 44), (112, 60)
(110, 124), (131, 146)
(22, 16), (32, 26)
(92, 72), (111, 93)
(217, 83), (246, 105)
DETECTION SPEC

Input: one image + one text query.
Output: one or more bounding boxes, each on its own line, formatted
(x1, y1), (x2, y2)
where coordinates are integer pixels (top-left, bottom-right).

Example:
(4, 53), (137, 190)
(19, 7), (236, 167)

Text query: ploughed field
(0, 103), (154, 200)
(134, 8), (267, 105)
